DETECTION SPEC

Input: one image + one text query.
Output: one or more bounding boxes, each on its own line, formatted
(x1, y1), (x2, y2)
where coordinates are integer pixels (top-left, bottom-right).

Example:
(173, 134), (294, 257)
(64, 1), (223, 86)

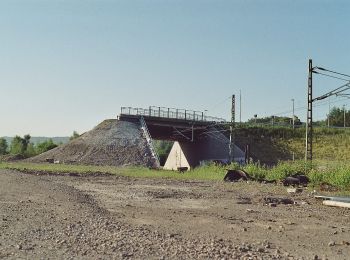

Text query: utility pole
(328, 97), (330, 128)
(291, 98), (295, 130)
(305, 59), (313, 161)
(239, 90), (242, 124)
(344, 104), (346, 128)
(229, 95), (235, 163)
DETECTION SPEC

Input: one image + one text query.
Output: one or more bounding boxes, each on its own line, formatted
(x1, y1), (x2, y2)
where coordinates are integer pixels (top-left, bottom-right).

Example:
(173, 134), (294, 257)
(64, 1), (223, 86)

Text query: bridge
(118, 106), (244, 170)
(119, 106), (227, 142)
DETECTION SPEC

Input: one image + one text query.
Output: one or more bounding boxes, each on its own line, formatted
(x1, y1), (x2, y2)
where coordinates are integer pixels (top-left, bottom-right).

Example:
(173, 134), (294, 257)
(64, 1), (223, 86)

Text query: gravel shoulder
(0, 169), (349, 259)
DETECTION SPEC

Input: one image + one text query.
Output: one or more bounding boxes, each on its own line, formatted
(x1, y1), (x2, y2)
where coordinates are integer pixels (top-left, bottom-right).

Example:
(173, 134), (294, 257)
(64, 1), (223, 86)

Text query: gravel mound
(0, 154), (25, 162)
(28, 119), (156, 167)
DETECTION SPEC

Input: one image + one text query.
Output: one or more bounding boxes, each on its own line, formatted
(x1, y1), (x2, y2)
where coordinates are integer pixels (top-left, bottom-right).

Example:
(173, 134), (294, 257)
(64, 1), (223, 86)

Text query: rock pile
(28, 119), (156, 167)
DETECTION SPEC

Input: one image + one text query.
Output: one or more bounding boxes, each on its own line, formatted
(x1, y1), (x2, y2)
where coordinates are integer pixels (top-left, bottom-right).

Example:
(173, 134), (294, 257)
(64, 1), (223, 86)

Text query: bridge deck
(119, 106), (228, 142)
(120, 106), (226, 124)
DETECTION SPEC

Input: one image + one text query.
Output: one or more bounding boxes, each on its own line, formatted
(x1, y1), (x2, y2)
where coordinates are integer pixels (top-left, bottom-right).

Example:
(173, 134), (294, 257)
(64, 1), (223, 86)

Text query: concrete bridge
(119, 106), (244, 170)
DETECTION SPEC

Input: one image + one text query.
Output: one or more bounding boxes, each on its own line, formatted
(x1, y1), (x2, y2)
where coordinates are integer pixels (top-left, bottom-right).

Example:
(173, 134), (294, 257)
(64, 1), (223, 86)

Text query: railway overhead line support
(305, 59), (350, 162)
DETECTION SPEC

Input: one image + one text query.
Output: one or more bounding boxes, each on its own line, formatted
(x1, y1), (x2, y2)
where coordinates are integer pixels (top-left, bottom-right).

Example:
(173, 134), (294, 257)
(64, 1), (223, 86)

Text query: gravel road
(1, 169), (349, 259)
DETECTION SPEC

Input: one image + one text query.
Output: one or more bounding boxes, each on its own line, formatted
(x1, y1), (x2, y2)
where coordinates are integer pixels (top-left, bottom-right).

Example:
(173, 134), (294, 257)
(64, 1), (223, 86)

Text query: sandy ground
(0, 169), (350, 259)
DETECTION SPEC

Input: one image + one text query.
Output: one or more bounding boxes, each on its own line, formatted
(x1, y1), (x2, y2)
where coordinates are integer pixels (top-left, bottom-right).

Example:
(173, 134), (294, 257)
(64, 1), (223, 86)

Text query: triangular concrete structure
(164, 136), (245, 171)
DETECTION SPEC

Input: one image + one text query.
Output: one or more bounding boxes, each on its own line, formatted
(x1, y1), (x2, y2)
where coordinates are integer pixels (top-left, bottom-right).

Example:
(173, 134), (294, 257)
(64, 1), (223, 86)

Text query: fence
(120, 106), (226, 123)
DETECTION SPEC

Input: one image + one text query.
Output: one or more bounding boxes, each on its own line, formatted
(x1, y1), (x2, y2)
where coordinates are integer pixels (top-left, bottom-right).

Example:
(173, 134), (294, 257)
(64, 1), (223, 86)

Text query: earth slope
(28, 119), (156, 167)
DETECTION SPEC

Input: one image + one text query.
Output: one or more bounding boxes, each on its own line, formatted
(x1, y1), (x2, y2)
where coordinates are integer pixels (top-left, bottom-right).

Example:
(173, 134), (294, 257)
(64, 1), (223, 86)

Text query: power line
(207, 95), (231, 112)
(313, 71), (350, 82)
(315, 67), (350, 79)
(270, 97), (349, 117)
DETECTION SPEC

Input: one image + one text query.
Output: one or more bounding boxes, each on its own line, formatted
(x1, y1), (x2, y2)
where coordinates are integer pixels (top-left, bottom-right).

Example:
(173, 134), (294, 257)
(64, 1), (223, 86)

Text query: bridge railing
(120, 106), (226, 123)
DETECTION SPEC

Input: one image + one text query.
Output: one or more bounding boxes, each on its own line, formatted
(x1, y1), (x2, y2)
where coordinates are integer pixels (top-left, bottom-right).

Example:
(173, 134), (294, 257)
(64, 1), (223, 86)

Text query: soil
(27, 120), (156, 167)
(1, 169), (350, 259)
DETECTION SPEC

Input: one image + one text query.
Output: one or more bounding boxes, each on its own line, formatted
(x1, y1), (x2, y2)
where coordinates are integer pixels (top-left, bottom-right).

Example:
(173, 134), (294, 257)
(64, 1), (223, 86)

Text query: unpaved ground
(0, 169), (349, 259)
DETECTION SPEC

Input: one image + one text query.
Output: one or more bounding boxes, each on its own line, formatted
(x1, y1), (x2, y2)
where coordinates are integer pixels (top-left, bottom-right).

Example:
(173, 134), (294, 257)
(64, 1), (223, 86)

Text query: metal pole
(344, 105), (346, 128)
(292, 98), (295, 130)
(328, 97), (330, 128)
(229, 95), (235, 162)
(191, 124), (194, 142)
(239, 89), (242, 124)
(305, 59), (313, 162)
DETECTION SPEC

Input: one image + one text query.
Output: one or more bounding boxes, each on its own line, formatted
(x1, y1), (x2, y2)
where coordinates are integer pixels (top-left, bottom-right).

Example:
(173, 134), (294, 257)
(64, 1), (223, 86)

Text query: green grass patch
(0, 162), (229, 181)
(1, 160), (350, 191)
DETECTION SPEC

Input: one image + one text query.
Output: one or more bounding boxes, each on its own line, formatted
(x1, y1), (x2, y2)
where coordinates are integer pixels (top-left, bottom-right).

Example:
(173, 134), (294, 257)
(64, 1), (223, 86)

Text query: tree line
(0, 131), (80, 157)
(247, 106), (350, 128)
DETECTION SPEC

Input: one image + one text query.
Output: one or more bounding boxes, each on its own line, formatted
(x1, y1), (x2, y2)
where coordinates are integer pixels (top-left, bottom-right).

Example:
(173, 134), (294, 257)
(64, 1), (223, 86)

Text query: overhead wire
(313, 71), (350, 82)
(315, 67), (350, 79)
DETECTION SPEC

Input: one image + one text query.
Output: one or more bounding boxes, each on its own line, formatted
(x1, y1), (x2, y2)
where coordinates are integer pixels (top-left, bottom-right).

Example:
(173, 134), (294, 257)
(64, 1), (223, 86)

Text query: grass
(1, 160), (350, 191)
(0, 162), (229, 181)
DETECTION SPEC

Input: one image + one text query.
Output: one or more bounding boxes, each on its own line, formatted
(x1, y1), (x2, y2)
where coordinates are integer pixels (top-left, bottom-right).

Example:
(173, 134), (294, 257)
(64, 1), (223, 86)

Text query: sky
(1, 0), (350, 136)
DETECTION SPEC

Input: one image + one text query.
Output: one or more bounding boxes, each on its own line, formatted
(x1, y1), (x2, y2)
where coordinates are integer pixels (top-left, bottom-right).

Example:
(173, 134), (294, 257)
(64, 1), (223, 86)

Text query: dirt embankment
(27, 119), (156, 167)
(1, 169), (350, 259)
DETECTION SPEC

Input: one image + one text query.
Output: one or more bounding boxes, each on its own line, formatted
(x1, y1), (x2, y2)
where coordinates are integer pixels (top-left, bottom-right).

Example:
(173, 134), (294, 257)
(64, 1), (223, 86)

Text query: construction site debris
(315, 195), (350, 203)
(287, 187), (303, 193)
(323, 200), (350, 208)
(177, 167), (188, 173)
(0, 154), (25, 162)
(264, 197), (294, 205)
(319, 182), (338, 192)
(282, 174), (309, 186)
(224, 169), (250, 182)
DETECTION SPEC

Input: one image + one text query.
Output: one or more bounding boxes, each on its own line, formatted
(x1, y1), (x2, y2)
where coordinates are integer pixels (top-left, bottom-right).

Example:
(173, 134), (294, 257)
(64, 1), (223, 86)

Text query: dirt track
(1, 169), (350, 259)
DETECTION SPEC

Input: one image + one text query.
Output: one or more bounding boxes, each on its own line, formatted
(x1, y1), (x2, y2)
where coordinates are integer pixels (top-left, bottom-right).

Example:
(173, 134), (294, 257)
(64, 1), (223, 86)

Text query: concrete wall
(163, 142), (191, 170)
(163, 136), (245, 171)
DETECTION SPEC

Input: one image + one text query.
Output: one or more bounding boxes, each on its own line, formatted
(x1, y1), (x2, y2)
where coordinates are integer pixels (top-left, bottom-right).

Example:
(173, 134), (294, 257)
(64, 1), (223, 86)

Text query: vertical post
(191, 124), (194, 142)
(344, 105), (346, 128)
(229, 95), (235, 162)
(158, 107), (161, 117)
(305, 59), (313, 162)
(167, 108), (170, 118)
(291, 98), (295, 130)
(239, 89), (242, 124)
(185, 110), (187, 120)
(328, 97), (330, 128)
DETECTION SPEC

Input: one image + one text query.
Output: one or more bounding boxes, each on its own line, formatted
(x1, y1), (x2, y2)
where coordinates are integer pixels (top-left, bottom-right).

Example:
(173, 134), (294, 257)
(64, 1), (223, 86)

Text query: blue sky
(1, 0), (349, 136)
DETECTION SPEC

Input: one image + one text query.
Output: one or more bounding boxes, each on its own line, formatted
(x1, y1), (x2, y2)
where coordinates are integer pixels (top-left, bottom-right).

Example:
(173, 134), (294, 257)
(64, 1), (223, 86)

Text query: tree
(36, 139), (58, 154)
(154, 140), (173, 165)
(247, 115), (301, 126)
(70, 131), (80, 140)
(0, 138), (8, 155)
(328, 107), (350, 127)
(10, 136), (26, 155)
(23, 134), (31, 151)
(9, 134), (32, 156)
(25, 143), (37, 157)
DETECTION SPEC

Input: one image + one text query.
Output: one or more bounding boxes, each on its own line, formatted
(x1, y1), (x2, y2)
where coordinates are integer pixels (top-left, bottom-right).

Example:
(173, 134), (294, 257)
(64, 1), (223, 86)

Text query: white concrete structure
(164, 135), (245, 171)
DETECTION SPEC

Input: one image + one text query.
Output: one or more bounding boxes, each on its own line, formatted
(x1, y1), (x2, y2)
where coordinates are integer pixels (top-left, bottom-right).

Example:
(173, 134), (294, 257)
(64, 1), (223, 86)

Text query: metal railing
(120, 106), (226, 123)
(140, 116), (160, 168)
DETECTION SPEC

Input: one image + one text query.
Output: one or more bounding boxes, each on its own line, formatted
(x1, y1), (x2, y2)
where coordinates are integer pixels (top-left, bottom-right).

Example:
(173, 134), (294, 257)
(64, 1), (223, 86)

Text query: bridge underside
(119, 114), (245, 169)
(119, 114), (226, 142)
